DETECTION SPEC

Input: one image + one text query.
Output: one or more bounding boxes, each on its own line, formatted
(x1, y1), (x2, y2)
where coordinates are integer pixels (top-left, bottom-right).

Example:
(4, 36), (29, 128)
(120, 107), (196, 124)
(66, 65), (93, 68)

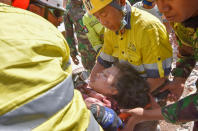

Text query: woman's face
(91, 66), (119, 96)
(156, 0), (198, 22)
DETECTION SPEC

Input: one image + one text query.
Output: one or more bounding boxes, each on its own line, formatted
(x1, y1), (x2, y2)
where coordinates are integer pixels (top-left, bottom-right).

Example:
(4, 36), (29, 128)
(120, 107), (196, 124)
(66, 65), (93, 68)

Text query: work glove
(90, 104), (124, 131)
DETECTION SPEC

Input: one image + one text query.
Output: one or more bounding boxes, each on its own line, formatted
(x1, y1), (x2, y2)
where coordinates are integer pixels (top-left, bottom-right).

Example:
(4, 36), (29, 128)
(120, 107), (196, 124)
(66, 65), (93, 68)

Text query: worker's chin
(113, 25), (121, 32)
(111, 27), (119, 32)
(105, 25), (116, 31)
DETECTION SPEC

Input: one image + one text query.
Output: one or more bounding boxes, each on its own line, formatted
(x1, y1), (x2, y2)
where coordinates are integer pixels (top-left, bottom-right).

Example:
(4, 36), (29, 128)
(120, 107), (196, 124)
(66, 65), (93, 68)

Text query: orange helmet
(12, 0), (30, 9)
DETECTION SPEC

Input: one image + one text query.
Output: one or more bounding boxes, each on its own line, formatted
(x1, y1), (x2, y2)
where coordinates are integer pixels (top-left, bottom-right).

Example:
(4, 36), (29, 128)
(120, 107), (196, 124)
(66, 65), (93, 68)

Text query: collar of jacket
(124, 3), (131, 29)
(115, 3), (131, 35)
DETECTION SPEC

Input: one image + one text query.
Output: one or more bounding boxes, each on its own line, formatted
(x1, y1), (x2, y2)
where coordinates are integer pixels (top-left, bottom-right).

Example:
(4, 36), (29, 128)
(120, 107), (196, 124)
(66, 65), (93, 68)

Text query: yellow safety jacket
(0, 3), (102, 131)
(82, 12), (105, 52)
(99, 6), (172, 78)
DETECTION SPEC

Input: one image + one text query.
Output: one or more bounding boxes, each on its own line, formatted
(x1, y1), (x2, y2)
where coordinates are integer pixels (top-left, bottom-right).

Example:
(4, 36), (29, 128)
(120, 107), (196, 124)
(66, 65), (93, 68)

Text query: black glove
(90, 104), (123, 131)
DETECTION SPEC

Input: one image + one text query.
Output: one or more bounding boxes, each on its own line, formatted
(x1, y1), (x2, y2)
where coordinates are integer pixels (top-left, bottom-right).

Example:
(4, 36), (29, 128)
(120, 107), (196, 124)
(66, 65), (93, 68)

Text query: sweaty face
(156, 0), (198, 22)
(94, 5), (123, 31)
(91, 66), (119, 96)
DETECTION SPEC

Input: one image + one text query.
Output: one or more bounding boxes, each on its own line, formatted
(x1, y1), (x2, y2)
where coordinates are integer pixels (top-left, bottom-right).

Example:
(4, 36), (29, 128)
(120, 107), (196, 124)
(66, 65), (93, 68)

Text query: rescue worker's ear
(116, 0), (120, 4)
(119, 0), (126, 6)
(117, 0), (123, 6)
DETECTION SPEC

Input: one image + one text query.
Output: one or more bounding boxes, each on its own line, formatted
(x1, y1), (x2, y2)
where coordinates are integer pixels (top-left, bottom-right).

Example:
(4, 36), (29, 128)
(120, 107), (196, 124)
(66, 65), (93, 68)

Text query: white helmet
(36, 0), (65, 11)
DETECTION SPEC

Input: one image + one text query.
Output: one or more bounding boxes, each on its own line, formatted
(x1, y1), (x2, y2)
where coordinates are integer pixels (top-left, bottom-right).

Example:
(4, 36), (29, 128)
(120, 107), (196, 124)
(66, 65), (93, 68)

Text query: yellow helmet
(83, 0), (113, 14)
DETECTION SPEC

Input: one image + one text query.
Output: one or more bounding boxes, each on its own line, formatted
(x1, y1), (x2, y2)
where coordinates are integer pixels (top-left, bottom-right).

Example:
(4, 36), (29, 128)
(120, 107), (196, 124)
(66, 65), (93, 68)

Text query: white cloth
(133, 2), (163, 22)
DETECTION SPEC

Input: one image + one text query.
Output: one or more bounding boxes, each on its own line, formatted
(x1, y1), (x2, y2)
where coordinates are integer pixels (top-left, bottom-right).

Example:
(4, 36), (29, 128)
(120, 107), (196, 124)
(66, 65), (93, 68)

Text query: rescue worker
(119, 0), (198, 130)
(83, 0), (173, 94)
(82, 12), (105, 53)
(0, 0), (102, 130)
(64, 0), (97, 71)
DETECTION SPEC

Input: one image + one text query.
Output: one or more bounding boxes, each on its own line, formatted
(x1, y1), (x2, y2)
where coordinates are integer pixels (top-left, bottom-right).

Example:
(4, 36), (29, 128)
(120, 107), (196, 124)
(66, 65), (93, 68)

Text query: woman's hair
(112, 62), (150, 109)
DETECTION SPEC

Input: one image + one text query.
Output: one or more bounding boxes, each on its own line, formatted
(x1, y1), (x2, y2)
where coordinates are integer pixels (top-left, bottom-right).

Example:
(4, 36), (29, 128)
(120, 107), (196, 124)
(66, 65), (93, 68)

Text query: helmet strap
(109, 0), (122, 11)
(44, 7), (49, 19)
(120, 17), (127, 30)
(118, 5), (127, 31)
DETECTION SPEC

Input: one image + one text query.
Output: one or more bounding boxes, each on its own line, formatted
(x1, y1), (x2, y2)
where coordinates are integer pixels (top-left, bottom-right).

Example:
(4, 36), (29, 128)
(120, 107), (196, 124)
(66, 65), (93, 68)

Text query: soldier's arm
(120, 92), (198, 131)
(162, 92), (198, 123)
(162, 35), (198, 99)
(64, 13), (78, 58)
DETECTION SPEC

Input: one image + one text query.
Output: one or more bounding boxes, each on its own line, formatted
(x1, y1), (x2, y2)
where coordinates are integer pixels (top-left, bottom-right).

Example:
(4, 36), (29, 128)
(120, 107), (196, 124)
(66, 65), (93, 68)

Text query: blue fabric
(125, 3), (131, 29)
(101, 107), (115, 128)
(145, 68), (171, 78)
(109, 0), (122, 11)
(97, 56), (113, 68)
(117, 117), (124, 128)
(143, 0), (153, 6)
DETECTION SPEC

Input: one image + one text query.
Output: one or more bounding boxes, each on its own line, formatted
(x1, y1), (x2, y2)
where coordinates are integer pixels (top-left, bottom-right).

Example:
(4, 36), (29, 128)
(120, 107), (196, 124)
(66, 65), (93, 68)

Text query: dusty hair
(112, 62), (150, 109)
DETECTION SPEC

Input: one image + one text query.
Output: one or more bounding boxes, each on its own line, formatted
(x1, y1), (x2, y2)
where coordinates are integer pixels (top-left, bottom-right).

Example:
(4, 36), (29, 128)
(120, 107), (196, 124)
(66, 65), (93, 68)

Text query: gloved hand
(90, 104), (124, 131)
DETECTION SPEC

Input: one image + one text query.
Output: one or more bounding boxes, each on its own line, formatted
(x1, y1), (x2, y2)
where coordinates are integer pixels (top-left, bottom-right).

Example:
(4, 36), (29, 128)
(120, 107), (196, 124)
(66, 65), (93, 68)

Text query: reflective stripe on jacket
(0, 3), (102, 131)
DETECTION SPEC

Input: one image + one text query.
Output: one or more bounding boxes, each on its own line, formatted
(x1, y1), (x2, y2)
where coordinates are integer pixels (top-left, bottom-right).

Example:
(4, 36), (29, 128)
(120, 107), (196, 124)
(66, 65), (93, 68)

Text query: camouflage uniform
(161, 93), (198, 124)
(162, 21), (198, 130)
(64, 0), (97, 71)
(171, 23), (198, 80)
